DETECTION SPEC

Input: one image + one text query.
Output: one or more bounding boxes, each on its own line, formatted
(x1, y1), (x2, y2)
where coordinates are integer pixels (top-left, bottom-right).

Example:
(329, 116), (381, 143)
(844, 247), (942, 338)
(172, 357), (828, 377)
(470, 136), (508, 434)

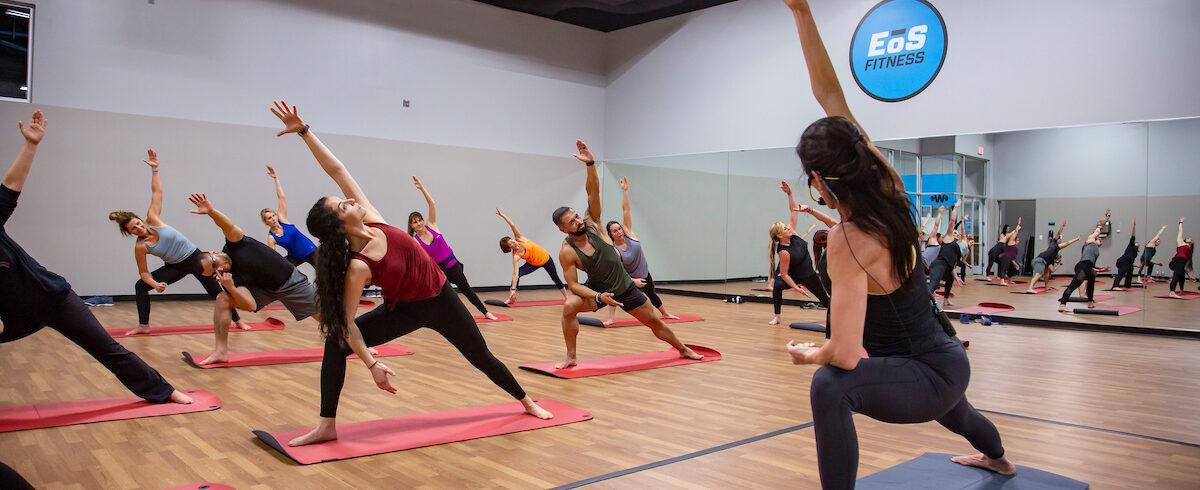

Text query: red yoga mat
(107, 317), (286, 337)
(520, 344), (721, 379)
(951, 302), (1015, 315)
(254, 399), (592, 464)
(475, 313), (514, 323)
(164, 484), (235, 490)
(1154, 291), (1200, 300)
(507, 299), (565, 307)
(988, 278), (1028, 285)
(263, 299), (375, 311)
(584, 314), (705, 328)
(182, 344), (413, 369)
(0, 390), (220, 433)
(1011, 286), (1056, 294)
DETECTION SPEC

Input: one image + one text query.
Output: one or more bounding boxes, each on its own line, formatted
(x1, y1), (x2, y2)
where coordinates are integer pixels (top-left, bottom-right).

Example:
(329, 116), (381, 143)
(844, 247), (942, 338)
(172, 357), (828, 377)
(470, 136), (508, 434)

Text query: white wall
(604, 0), (1200, 159)
(29, 0), (607, 158)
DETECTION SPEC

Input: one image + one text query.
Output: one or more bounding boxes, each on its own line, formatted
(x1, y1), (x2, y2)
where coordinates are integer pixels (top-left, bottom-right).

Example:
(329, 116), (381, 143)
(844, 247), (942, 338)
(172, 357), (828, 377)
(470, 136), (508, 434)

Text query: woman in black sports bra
(781, 1), (1013, 487)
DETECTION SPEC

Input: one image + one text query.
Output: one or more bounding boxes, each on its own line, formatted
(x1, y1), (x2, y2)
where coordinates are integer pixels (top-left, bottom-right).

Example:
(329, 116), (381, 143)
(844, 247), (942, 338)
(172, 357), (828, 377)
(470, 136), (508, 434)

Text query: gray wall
(0, 102), (587, 295)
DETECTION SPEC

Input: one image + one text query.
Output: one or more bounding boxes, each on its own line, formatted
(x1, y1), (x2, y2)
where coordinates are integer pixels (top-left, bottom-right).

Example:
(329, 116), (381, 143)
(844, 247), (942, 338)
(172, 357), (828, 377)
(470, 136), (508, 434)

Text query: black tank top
(776, 235), (816, 279)
(820, 240), (956, 357)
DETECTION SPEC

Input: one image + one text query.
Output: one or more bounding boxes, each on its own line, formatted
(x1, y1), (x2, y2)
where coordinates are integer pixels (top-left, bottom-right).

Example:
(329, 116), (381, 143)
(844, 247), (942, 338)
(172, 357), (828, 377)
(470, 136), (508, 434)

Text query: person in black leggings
(768, 180), (829, 325)
(603, 176), (680, 324)
(1, 110), (191, 406)
(780, 6), (1013, 484)
(408, 176), (498, 320)
(1058, 217), (1108, 311)
(985, 223), (1010, 279)
(928, 206), (964, 306)
(268, 101), (551, 447)
(1109, 220), (1138, 291)
(1168, 218), (1194, 298)
(1135, 224), (1167, 284)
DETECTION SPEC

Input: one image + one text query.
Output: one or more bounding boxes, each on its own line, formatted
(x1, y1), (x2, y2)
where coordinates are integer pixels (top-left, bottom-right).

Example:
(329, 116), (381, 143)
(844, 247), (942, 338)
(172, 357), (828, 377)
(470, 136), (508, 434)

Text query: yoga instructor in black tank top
(781, 1), (1013, 487)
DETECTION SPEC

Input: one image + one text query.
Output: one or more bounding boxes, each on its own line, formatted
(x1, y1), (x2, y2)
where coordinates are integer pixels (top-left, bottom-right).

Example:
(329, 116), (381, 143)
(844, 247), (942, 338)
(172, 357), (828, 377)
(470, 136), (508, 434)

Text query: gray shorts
(1031, 257), (1047, 275)
(250, 268), (317, 321)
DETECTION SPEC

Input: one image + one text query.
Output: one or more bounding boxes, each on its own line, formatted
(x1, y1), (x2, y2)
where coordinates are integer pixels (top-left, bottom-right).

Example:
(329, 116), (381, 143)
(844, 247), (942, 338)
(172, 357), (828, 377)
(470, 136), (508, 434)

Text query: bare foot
(1169, 292), (1181, 298)
(233, 320), (253, 330)
(125, 325), (152, 336)
(485, 312), (499, 321)
(288, 425), (338, 447)
(951, 453), (1016, 476)
(522, 399), (554, 420)
(196, 351), (229, 366)
(168, 390), (194, 404)
(768, 316), (780, 325)
(1088, 301), (1096, 309)
(1058, 303), (1069, 312)
(944, 300), (955, 307)
(602, 319), (616, 326)
(679, 347), (704, 360)
(554, 355), (577, 369)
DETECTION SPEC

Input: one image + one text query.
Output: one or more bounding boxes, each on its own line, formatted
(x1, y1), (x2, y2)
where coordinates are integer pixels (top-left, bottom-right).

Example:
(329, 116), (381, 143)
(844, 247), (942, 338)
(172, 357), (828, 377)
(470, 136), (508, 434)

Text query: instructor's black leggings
(927, 259), (955, 299)
(773, 273), (830, 314)
(1112, 259), (1135, 289)
(1059, 260), (1096, 304)
(811, 343), (1004, 488)
(134, 248), (239, 325)
(1, 292), (175, 403)
(516, 258), (566, 290)
(319, 283), (526, 417)
(443, 261), (488, 315)
(1169, 257), (1188, 292)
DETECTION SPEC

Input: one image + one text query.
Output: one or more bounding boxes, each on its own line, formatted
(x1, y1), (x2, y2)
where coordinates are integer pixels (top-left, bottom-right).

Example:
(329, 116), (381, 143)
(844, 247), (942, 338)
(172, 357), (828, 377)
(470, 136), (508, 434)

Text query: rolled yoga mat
(484, 298), (565, 308)
(254, 399), (592, 464)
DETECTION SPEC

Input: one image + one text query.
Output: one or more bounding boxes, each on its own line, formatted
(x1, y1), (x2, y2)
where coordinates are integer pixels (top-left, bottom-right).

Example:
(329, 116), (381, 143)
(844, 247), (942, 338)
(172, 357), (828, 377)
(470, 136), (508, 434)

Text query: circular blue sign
(850, 0), (947, 102)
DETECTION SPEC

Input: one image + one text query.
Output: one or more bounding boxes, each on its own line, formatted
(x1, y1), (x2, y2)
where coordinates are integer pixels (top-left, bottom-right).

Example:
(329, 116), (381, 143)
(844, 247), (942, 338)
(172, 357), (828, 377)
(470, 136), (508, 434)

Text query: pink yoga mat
(520, 344), (721, 379)
(475, 313), (514, 323)
(182, 344), (413, 369)
(507, 299), (564, 307)
(263, 299), (374, 311)
(1011, 286), (1057, 294)
(164, 484), (235, 490)
(107, 318), (286, 337)
(254, 399), (592, 464)
(1154, 291), (1200, 300)
(0, 390), (220, 433)
(951, 303), (1016, 315)
(583, 314), (705, 328)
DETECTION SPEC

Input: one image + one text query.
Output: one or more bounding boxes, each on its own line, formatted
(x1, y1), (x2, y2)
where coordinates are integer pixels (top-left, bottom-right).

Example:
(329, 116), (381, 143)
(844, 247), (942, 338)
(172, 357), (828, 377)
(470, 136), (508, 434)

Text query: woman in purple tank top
(408, 176), (498, 320)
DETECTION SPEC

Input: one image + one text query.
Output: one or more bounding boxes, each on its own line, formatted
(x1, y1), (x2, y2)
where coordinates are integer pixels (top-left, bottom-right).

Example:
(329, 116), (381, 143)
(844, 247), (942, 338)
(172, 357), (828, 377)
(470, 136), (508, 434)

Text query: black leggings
(927, 259), (955, 299)
(997, 256), (1015, 280)
(957, 262), (967, 281)
(443, 261), (488, 315)
(516, 258), (565, 290)
(1059, 260), (1096, 304)
(1, 292), (175, 403)
(1169, 257), (1188, 292)
(773, 273), (830, 314)
(319, 283), (525, 417)
(985, 244), (1003, 275)
(287, 252), (317, 268)
(1111, 259), (1134, 289)
(811, 344), (1004, 488)
(134, 249), (239, 325)
(639, 273), (664, 309)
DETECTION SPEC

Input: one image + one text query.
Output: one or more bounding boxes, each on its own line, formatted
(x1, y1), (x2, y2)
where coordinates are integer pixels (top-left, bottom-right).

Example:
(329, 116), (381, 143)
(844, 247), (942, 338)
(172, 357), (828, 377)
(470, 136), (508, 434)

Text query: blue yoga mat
(857, 453), (1087, 489)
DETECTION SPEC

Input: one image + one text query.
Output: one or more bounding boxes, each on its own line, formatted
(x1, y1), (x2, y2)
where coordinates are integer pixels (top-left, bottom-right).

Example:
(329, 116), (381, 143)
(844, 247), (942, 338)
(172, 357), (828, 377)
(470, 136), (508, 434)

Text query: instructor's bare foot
(168, 390), (194, 404)
(768, 316), (780, 325)
(288, 425), (338, 447)
(521, 398), (554, 420)
(680, 347), (704, 360)
(951, 453), (1016, 476)
(233, 320), (253, 330)
(196, 351), (228, 366)
(554, 355), (577, 369)
(1169, 291), (1182, 298)
(125, 325), (152, 336)
(485, 312), (499, 321)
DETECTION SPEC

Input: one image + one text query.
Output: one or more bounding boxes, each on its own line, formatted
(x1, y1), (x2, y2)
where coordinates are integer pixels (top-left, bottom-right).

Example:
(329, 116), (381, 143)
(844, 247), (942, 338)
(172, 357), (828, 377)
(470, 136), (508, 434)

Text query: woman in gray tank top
(603, 176), (679, 324)
(107, 149), (244, 335)
(1058, 210), (1111, 311)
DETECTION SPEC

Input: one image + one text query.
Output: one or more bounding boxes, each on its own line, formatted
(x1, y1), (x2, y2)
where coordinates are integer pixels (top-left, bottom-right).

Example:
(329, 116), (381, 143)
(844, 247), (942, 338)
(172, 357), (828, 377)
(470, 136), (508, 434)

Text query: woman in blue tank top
(782, 2), (1011, 486)
(261, 165), (318, 267)
(108, 149), (245, 336)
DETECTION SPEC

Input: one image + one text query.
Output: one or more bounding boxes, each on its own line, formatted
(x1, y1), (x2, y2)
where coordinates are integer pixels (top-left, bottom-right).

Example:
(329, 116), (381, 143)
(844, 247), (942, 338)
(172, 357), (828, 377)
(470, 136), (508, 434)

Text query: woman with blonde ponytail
(767, 181), (828, 326)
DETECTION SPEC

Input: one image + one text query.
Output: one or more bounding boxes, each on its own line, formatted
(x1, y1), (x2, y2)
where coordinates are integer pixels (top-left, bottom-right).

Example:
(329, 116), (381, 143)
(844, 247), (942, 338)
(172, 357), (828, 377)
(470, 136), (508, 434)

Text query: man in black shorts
(551, 140), (702, 369)
(188, 193), (318, 365)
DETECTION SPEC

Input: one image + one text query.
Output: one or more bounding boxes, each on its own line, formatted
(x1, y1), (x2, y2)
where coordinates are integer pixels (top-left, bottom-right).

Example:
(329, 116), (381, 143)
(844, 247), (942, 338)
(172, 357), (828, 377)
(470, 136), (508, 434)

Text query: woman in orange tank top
(268, 101), (553, 448)
(496, 208), (568, 304)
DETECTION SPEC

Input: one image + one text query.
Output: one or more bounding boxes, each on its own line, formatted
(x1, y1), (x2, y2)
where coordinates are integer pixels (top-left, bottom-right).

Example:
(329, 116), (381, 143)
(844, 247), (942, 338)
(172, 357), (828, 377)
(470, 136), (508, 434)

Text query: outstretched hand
(620, 176), (629, 191)
(143, 148), (160, 169)
(370, 362), (398, 394)
(786, 340), (819, 365)
(599, 292), (623, 308)
(572, 139), (594, 165)
(270, 100), (306, 137)
(266, 165), (278, 179)
(495, 207), (505, 217)
(187, 193), (213, 215)
(412, 176), (425, 191)
(18, 110), (45, 144)
(793, 204), (811, 214)
(780, 180), (793, 195)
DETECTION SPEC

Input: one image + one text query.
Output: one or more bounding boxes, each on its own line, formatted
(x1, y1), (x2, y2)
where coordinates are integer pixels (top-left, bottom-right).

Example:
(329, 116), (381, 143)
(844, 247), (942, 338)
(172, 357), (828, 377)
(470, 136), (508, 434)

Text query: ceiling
(474, 0), (739, 32)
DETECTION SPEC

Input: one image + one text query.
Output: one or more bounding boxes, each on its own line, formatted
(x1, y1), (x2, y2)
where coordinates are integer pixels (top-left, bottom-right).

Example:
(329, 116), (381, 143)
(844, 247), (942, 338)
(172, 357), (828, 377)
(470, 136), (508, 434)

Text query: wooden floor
(672, 278), (1200, 333)
(2, 291), (1198, 489)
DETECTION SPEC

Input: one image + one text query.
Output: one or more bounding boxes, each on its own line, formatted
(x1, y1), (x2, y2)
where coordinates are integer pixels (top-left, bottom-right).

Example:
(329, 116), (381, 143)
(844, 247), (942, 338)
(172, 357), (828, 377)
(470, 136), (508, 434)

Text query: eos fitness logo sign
(850, 0), (947, 102)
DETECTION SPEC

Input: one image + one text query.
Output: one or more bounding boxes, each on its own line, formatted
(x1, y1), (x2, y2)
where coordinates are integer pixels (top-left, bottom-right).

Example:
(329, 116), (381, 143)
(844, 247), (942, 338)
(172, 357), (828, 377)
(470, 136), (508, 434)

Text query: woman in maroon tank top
(268, 101), (552, 448)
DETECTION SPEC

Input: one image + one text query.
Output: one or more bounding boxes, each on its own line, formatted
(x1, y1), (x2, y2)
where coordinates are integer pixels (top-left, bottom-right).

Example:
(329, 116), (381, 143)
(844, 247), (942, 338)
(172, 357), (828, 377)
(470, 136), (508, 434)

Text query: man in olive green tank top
(550, 140), (702, 370)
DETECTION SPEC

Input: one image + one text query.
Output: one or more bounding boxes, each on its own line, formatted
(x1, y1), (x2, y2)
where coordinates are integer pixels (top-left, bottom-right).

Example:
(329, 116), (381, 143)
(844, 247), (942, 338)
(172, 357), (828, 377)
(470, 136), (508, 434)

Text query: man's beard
(568, 228), (587, 237)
